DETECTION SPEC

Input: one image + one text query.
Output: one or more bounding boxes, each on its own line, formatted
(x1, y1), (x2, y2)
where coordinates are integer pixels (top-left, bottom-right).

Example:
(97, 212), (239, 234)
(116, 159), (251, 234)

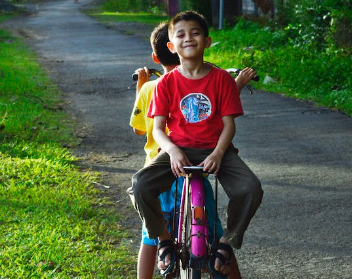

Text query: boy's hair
(150, 22), (180, 66)
(168, 11), (209, 38)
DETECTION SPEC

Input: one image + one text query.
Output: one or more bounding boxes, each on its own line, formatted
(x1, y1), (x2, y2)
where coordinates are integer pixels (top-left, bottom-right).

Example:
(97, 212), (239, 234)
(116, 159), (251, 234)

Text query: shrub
(280, 0), (352, 53)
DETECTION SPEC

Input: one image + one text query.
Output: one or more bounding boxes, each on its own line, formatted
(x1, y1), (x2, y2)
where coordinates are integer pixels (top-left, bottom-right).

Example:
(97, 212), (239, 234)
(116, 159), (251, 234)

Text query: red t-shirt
(148, 66), (243, 148)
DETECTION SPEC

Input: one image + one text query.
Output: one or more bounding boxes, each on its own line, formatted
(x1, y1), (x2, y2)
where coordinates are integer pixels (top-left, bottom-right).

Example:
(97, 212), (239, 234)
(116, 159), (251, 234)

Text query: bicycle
(131, 66), (259, 279)
(170, 166), (222, 279)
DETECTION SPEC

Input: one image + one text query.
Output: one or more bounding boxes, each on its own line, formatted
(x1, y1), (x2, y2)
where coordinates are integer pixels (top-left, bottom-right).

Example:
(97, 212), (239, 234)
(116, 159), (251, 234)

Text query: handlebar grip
(132, 73), (138, 81)
(252, 75), (260, 82)
(132, 68), (162, 81)
(226, 68), (260, 82)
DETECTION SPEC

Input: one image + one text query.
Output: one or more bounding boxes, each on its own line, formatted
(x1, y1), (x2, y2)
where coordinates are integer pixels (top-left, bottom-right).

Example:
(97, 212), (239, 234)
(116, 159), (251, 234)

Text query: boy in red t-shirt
(129, 11), (263, 277)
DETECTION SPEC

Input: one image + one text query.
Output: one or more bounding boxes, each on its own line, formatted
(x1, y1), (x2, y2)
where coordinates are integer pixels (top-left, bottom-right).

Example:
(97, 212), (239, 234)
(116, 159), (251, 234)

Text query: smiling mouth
(184, 45), (196, 48)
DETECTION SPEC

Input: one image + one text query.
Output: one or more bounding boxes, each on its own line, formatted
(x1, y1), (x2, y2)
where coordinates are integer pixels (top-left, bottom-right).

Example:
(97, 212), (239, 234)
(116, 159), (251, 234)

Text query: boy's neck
(177, 59), (211, 79)
(163, 64), (178, 74)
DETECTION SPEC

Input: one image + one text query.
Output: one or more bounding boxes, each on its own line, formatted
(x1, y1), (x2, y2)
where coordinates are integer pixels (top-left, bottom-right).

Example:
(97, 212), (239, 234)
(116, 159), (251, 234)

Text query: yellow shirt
(130, 80), (163, 166)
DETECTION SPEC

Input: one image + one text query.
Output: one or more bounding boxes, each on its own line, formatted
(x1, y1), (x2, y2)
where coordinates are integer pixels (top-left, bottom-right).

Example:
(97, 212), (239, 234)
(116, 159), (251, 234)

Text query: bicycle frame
(178, 173), (208, 268)
(172, 167), (220, 278)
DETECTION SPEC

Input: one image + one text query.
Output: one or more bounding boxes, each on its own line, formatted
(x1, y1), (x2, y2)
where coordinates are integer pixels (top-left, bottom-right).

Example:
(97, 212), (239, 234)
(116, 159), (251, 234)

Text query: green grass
(91, 11), (169, 24)
(0, 14), (13, 23)
(0, 19), (136, 278)
(0, 29), (74, 144)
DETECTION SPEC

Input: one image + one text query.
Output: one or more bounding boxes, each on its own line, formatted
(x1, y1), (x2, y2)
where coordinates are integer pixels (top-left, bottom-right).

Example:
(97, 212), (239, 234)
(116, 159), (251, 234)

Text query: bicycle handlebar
(226, 68), (260, 82)
(132, 68), (162, 81)
(183, 166), (211, 174)
(132, 67), (259, 82)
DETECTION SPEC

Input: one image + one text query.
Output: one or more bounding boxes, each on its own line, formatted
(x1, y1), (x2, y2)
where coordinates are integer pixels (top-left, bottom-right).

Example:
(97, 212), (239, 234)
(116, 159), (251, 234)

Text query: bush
(279, 0), (352, 53)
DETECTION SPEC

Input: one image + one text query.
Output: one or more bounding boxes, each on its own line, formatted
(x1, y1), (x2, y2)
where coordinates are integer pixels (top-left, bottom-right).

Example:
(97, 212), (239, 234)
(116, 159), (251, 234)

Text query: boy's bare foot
(214, 238), (231, 274)
(157, 239), (176, 275)
(209, 236), (234, 277)
(157, 246), (171, 269)
(157, 228), (175, 275)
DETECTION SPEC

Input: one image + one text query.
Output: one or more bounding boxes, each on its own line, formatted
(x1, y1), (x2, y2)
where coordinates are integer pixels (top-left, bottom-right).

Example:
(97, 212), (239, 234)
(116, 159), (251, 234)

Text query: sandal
(208, 242), (234, 278)
(158, 239), (176, 277)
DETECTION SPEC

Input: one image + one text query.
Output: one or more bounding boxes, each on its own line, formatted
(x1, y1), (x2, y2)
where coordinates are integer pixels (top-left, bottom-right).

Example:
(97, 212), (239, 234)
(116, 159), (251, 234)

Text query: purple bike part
(177, 173), (209, 271)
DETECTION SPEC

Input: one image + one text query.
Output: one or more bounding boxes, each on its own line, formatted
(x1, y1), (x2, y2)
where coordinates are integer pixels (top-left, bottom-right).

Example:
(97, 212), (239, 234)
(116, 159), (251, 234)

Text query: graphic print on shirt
(180, 93), (212, 123)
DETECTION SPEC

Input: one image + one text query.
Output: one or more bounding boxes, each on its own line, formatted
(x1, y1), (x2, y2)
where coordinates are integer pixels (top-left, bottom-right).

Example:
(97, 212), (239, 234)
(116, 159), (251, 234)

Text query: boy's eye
(177, 34), (185, 38)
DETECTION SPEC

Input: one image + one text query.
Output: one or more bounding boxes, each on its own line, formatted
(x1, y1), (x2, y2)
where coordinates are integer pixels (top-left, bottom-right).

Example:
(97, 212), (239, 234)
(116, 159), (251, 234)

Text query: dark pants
(128, 146), (263, 249)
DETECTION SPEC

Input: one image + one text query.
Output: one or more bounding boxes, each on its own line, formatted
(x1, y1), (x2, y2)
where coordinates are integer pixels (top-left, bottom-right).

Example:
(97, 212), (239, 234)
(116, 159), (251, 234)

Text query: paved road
(3, 0), (352, 278)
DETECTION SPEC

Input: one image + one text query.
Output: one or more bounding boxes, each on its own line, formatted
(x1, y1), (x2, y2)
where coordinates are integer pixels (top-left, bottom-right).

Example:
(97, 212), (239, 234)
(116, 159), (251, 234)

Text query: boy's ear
(167, 41), (176, 53)
(205, 36), (212, 48)
(152, 52), (160, 64)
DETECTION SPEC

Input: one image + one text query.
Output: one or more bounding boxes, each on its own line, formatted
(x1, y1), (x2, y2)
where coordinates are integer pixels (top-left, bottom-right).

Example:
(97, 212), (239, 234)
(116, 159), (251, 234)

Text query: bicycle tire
(178, 204), (207, 279)
(179, 189), (192, 279)
(178, 181), (203, 279)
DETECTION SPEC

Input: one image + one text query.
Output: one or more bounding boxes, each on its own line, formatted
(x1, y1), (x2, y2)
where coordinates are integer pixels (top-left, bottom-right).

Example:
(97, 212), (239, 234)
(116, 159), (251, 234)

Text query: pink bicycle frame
(178, 173), (208, 269)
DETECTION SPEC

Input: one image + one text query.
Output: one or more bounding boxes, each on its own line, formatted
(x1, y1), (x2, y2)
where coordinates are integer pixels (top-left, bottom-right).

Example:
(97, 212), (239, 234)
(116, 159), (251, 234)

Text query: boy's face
(167, 20), (211, 60)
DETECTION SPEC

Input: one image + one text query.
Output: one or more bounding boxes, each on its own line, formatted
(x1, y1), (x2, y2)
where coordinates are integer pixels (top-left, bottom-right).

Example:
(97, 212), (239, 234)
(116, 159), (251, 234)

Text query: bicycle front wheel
(181, 268), (201, 279)
(179, 189), (192, 279)
(178, 174), (211, 279)
(178, 197), (202, 279)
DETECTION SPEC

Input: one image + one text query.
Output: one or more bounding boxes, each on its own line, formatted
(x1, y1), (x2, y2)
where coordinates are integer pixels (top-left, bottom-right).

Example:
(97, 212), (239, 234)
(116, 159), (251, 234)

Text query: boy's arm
(153, 115), (192, 176)
(235, 67), (257, 94)
(132, 67), (150, 135)
(198, 115), (235, 175)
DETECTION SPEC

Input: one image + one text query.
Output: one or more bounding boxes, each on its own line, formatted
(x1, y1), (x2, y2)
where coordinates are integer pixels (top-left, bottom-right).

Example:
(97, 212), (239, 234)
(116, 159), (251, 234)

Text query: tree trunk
(163, 0), (179, 16)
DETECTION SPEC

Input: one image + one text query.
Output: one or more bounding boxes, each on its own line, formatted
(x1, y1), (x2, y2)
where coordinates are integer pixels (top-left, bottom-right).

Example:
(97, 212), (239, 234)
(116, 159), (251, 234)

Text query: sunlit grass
(0, 23), (136, 278)
(91, 11), (169, 24)
(0, 28), (74, 144)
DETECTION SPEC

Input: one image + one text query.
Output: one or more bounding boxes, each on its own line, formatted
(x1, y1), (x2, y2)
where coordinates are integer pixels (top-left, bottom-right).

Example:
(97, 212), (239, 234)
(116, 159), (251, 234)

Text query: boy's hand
(135, 67), (150, 93)
(235, 67), (257, 92)
(198, 152), (223, 175)
(198, 115), (235, 175)
(168, 146), (192, 177)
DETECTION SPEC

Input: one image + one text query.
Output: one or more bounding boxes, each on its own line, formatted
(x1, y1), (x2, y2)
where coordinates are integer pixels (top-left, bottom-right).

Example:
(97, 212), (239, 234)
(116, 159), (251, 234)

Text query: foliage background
(93, 0), (352, 116)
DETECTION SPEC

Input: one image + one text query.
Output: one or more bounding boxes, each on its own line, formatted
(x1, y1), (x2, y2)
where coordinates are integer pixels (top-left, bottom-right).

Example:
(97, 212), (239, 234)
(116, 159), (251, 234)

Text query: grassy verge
(0, 19), (136, 278)
(90, 11), (169, 25)
(85, 2), (168, 39)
